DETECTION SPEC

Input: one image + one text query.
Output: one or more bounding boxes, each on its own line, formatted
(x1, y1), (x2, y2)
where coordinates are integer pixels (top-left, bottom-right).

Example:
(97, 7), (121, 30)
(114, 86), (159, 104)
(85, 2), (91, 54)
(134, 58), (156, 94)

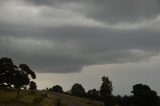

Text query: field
(0, 89), (67, 106)
(63, 94), (104, 106)
(0, 89), (104, 106)
(52, 92), (104, 106)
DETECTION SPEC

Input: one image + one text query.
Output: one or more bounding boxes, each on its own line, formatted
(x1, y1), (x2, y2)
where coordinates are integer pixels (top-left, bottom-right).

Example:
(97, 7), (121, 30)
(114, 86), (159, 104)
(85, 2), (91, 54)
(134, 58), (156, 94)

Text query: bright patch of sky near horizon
(36, 55), (160, 95)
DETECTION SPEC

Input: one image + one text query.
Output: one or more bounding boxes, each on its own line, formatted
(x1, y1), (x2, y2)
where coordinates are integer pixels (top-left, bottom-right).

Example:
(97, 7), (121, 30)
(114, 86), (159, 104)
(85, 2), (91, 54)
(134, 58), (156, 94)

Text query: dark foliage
(0, 57), (17, 87)
(71, 83), (86, 97)
(87, 88), (101, 100)
(115, 84), (160, 106)
(50, 85), (63, 93)
(0, 57), (36, 98)
(19, 64), (36, 79)
(115, 95), (123, 106)
(29, 81), (37, 90)
(100, 76), (115, 106)
(131, 84), (159, 106)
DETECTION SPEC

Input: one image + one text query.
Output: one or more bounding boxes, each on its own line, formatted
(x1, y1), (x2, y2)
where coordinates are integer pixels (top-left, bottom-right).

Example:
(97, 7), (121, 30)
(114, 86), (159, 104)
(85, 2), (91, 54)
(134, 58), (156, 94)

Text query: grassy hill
(0, 89), (68, 106)
(52, 92), (104, 106)
(65, 95), (104, 106)
(0, 89), (104, 106)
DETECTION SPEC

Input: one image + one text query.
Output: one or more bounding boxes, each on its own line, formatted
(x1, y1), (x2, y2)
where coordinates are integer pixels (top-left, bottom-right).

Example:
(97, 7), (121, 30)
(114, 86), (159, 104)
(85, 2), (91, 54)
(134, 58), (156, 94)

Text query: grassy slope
(66, 95), (121, 106)
(69, 96), (104, 106)
(56, 93), (104, 106)
(0, 90), (103, 106)
(0, 90), (60, 106)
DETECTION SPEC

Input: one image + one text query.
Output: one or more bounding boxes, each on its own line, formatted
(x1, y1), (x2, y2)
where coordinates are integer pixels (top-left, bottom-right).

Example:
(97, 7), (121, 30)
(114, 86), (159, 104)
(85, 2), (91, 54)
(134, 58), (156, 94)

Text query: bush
(41, 92), (48, 97)
(33, 97), (44, 104)
(28, 90), (36, 95)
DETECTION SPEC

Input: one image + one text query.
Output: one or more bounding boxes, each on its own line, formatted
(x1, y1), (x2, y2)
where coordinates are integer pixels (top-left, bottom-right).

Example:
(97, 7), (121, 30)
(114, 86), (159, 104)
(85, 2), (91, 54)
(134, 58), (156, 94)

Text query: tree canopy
(0, 57), (17, 87)
(29, 81), (37, 90)
(71, 83), (86, 97)
(19, 64), (36, 79)
(132, 84), (159, 106)
(50, 85), (63, 93)
(100, 76), (115, 106)
(100, 76), (112, 97)
(0, 57), (36, 98)
(87, 88), (100, 100)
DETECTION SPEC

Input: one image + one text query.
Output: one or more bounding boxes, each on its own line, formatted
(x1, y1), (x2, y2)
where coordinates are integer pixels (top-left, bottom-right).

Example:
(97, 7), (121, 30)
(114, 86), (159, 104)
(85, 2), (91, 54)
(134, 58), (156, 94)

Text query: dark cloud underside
(0, 0), (160, 72)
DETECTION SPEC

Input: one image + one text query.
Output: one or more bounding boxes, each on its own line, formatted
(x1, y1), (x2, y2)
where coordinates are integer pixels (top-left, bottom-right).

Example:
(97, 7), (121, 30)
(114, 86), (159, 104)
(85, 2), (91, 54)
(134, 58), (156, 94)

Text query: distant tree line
(0, 57), (37, 98)
(48, 76), (160, 106)
(3, 57), (159, 106)
(115, 84), (160, 106)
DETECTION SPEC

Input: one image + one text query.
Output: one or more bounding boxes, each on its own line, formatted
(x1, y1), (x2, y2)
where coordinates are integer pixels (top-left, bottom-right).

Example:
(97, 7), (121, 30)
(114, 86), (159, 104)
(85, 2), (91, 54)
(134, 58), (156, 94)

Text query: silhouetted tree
(0, 57), (36, 98)
(87, 88), (101, 100)
(19, 64), (36, 79)
(19, 64), (36, 90)
(131, 84), (159, 106)
(51, 85), (63, 93)
(100, 76), (115, 106)
(14, 64), (36, 98)
(115, 95), (123, 106)
(29, 81), (37, 90)
(122, 95), (135, 106)
(14, 70), (30, 98)
(0, 57), (17, 88)
(71, 83), (86, 97)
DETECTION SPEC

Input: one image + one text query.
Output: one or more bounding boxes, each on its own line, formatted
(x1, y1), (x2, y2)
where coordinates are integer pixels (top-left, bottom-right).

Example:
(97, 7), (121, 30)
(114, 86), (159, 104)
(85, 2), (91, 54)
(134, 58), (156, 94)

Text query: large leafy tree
(19, 64), (36, 89)
(29, 81), (37, 90)
(87, 88), (101, 100)
(0, 57), (36, 98)
(132, 84), (159, 106)
(100, 76), (115, 106)
(71, 83), (86, 97)
(13, 70), (30, 98)
(0, 57), (17, 87)
(19, 64), (36, 79)
(50, 85), (63, 93)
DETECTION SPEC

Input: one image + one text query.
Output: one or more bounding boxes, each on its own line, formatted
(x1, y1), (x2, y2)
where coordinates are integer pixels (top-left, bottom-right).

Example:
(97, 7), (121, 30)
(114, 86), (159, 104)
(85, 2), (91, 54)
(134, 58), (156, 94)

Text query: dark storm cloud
(26, 0), (160, 23)
(0, 0), (160, 72)
(85, 0), (160, 23)
(26, 0), (81, 6)
(1, 26), (160, 72)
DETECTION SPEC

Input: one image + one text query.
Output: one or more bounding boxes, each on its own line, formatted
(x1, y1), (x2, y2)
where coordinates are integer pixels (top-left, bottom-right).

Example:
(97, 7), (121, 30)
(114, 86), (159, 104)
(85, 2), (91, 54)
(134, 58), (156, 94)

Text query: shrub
(33, 97), (44, 104)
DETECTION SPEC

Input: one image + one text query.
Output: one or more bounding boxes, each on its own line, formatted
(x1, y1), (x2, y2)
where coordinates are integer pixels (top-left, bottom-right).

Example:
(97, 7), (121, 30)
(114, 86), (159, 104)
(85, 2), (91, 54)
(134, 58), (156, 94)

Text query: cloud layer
(0, 0), (160, 72)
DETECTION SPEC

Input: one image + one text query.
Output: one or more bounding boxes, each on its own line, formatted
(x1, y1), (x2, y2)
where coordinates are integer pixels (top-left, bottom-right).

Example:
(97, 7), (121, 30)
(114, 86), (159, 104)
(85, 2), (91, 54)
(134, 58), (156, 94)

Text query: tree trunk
(16, 87), (20, 99)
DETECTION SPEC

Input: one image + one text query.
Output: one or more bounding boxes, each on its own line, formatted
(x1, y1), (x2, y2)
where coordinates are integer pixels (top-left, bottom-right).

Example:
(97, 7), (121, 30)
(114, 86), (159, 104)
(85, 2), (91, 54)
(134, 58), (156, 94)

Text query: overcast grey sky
(0, 0), (160, 95)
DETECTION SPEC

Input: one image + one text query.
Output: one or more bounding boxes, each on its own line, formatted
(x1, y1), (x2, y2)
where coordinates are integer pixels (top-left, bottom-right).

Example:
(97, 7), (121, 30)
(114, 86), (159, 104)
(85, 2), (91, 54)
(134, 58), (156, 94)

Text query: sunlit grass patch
(0, 90), (17, 102)
(0, 90), (69, 106)
(70, 96), (104, 106)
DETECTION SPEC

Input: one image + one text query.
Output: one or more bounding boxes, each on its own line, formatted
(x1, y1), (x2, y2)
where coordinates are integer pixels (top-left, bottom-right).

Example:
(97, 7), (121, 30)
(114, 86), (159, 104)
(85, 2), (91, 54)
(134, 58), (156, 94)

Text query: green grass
(49, 93), (69, 106)
(0, 90), (59, 106)
(57, 93), (104, 106)
(41, 93), (62, 106)
(0, 90), (17, 102)
(71, 96), (104, 106)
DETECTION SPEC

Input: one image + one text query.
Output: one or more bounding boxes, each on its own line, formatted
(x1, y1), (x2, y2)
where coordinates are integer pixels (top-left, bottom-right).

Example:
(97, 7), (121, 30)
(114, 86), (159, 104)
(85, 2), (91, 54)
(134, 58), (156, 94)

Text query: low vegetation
(63, 94), (104, 106)
(0, 89), (69, 106)
(1, 57), (160, 106)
